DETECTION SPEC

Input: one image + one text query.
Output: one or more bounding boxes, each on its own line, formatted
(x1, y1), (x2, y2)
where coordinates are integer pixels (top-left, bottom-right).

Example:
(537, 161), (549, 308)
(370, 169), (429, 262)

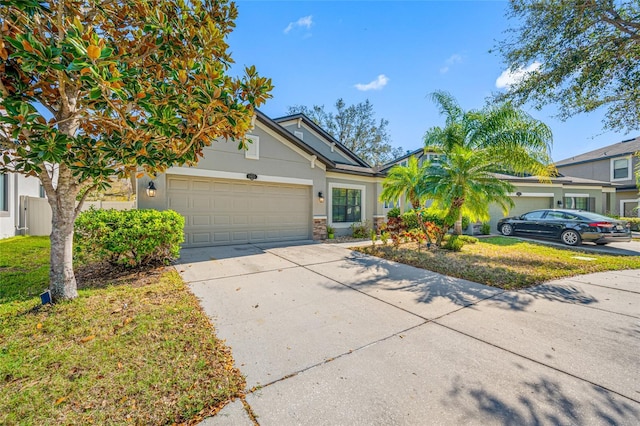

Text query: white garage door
(167, 176), (311, 247)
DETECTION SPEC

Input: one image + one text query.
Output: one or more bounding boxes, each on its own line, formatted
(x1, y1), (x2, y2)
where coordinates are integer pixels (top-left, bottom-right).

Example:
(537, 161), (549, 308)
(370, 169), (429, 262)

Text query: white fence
(19, 196), (135, 236)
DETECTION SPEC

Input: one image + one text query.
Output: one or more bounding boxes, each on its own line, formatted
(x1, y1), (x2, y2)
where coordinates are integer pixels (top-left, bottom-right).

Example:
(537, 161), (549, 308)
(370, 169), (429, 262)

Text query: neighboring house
(0, 173), (45, 239)
(137, 111), (387, 247)
(379, 148), (617, 233)
(555, 136), (640, 217)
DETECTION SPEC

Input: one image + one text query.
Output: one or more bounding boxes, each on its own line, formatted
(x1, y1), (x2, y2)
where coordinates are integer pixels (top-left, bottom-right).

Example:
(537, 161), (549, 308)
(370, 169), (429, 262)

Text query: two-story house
(555, 136), (639, 217)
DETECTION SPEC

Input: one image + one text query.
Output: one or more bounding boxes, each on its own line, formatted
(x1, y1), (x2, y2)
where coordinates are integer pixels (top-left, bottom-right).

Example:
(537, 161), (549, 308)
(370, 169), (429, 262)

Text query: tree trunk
(454, 211), (463, 235)
(44, 166), (80, 301)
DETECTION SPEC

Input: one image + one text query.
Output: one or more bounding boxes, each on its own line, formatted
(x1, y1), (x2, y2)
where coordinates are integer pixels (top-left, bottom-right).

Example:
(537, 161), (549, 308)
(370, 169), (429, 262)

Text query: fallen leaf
(54, 396), (67, 406)
(117, 362), (123, 369)
(123, 317), (133, 325)
(80, 335), (95, 343)
(36, 323), (43, 329)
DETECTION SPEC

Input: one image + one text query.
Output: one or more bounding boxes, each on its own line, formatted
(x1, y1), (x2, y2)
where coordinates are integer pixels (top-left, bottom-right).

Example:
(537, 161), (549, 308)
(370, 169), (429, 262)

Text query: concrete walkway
(176, 241), (640, 425)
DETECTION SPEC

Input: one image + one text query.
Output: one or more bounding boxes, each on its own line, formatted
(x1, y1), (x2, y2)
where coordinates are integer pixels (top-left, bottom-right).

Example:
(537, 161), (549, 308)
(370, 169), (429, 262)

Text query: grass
(0, 236), (244, 425)
(355, 236), (640, 289)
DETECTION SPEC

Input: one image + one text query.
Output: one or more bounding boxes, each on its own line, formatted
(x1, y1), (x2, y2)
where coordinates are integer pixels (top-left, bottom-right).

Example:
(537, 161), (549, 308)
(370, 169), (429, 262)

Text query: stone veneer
(373, 216), (386, 233)
(313, 217), (327, 240)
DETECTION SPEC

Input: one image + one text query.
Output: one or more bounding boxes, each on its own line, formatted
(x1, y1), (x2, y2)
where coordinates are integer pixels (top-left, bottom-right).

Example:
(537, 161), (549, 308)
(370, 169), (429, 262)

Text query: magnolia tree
(0, 0), (272, 301)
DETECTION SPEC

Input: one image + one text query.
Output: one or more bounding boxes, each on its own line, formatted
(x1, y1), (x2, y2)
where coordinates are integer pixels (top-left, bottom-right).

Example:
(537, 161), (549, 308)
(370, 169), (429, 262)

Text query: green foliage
(75, 209), (184, 267)
(387, 207), (401, 218)
(495, 1), (640, 132)
(350, 221), (371, 239)
(480, 222), (492, 235)
(380, 231), (390, 245)
(442, 235), (464, 252)
(401, 209), (447, 230)
(423, 91), (552, 233)
(326, 225), (335, 235)
(381, 156), (430, 209)
(287, 99), (402, 166)
(621, 217), (640, 231)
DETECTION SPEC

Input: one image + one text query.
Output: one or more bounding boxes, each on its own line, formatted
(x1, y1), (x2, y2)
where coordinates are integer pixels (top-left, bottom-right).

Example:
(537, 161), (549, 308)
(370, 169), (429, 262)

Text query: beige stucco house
(137, 111), (387, 247)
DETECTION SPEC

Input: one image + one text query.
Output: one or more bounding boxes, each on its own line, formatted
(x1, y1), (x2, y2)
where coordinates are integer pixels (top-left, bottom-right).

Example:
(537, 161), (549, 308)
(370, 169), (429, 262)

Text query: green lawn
(355, 236), (640, 289)
(0, 237), (244, 425)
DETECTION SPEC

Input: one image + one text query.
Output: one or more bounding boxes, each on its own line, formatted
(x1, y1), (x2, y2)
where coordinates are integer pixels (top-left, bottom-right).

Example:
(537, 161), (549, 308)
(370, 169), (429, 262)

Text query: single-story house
(3, 110), (625, 244)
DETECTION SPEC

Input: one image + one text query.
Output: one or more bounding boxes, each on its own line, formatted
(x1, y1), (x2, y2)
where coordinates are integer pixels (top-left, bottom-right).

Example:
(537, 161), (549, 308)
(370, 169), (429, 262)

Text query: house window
(564, 196), (595, 212)
(332, 188), (362, 223)
(245, 135), (259, 160)
(384, 200), (395, 209)
(0, 173), (8, 212)
(39, 184), (45, 198)
(611, 157), (630, 180)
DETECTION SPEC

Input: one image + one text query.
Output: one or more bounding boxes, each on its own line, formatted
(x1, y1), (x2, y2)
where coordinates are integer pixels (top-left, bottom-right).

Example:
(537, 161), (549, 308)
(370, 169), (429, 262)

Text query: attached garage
(488, 195), (554, 233)
(167, 176), (312, 247)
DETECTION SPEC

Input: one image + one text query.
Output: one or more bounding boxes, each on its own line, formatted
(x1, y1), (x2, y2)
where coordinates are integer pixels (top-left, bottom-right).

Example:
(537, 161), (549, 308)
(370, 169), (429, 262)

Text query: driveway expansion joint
(432, 321), (640, 405)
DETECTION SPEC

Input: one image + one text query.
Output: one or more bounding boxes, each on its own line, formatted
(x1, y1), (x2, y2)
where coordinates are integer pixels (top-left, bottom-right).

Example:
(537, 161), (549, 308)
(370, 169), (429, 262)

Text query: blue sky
(227, 0), (637, 162)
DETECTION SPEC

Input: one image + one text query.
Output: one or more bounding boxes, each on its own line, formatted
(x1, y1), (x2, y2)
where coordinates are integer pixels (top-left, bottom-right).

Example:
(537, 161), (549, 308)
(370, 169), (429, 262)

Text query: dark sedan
(497, 209), (632, 246)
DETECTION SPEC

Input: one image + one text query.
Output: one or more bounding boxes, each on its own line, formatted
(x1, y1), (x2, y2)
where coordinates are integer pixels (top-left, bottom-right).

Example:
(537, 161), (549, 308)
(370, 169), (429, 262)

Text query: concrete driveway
(176, 241), (640, 425)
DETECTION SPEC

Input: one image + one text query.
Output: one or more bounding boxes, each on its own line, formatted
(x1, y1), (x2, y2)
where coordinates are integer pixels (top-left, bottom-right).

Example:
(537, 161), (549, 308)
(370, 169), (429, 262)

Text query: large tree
(0, 0), (272, 301)
(423, 91), (554, 234)
(495, 0), (640, 132)
(287, 99), (403, 166)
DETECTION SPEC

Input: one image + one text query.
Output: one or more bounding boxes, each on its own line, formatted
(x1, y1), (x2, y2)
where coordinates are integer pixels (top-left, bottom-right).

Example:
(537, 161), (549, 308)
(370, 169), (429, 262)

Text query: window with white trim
(0, 173), (8, 212)
(332, 188), (362, 223)
(245, 135), (259, 160)
(611, 157), (630, 180)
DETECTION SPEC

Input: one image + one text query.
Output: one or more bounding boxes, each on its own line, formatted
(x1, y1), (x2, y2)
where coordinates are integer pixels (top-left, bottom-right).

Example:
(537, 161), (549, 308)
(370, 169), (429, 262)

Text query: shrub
(442, 235), (464, 251)
(387, 207), (401, 219)
(350, 221), (371, 238)
(458, 235), (478, 244)
(621, 217), (640, 231)
(75, 208), (185, 267)
(480, 222), (491, 235)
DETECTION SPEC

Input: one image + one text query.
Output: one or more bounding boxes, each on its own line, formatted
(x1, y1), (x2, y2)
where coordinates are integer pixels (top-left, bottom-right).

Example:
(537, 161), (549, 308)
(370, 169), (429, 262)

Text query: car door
(515, 210), (547, 234)
(538, 210), (566, 237)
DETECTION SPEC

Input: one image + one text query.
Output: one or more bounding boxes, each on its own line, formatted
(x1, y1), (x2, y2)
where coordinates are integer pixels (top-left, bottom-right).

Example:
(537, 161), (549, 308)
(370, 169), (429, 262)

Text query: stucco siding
(138, 122), (327, 217)
(326, 176), (378, 236)
(280, 122), (361, 166)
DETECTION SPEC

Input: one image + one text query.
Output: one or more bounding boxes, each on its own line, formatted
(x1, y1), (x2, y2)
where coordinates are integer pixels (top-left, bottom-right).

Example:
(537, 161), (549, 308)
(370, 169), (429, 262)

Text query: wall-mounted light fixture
(318, 191), (325, 203)
(246, 173), (258, 181)
(516, 191), (522, 197)
(557, 200), (563, 206)
(146, 181), (157, 197)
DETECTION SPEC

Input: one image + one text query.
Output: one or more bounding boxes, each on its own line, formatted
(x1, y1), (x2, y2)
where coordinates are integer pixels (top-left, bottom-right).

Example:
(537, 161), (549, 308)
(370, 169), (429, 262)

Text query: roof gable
(274, 113), (371, 168)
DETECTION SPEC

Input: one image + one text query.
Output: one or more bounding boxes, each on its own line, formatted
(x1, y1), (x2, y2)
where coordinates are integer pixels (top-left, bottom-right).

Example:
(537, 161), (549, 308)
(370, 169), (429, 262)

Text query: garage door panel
(168, 176), (311, 247)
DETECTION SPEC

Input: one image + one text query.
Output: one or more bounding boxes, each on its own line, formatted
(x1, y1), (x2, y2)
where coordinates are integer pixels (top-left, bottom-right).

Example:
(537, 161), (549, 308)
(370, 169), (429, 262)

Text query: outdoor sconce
(557, 200), (563, 206)
(146, 181), (157, 198)
(318, 191), (325, 203)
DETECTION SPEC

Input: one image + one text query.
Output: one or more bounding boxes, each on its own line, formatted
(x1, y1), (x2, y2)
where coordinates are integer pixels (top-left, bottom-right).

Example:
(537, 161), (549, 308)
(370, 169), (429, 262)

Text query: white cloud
(284, 15), (313, 34)
(354, 74), (389, 91)
(496, 62), (541, 89)
(440, 54), (463, 74)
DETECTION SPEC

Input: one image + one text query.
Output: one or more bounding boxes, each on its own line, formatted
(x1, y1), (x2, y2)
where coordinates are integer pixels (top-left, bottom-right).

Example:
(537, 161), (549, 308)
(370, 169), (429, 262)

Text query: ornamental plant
(74, 208), (184, 267)
(0, 0), (272, 301)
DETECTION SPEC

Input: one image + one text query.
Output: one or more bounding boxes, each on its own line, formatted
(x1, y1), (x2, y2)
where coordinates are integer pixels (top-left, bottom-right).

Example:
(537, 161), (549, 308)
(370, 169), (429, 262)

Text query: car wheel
(501, 223), (514, 236)
(561, 230), (581, 246)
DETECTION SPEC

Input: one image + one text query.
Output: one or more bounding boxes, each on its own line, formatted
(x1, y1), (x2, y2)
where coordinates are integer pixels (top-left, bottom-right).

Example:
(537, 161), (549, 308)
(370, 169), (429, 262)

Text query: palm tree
(380, 156), (430, 210)
(423, 91), (554, 234)
(422, 146), (516, 234)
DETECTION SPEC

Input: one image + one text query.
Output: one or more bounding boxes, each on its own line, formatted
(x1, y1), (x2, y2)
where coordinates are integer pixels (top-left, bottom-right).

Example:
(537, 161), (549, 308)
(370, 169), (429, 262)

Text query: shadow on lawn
(446, 373), (640, 425)
(329, 252), (598, 312)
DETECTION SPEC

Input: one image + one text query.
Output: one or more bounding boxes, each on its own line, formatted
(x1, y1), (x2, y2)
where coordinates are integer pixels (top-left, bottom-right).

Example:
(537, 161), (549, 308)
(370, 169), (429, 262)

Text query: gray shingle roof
(555, 136), (640, 166)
